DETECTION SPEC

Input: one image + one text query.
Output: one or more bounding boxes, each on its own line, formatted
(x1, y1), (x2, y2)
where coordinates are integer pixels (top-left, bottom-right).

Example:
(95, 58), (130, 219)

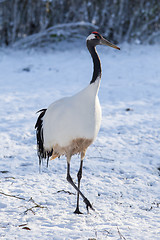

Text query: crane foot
(74, 208), (83, 214)
(83, 198), (94, 213)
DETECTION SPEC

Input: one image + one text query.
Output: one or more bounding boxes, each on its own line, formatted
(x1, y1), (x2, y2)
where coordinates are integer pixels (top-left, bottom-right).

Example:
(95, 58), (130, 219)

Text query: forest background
(0, 0), (160, 47)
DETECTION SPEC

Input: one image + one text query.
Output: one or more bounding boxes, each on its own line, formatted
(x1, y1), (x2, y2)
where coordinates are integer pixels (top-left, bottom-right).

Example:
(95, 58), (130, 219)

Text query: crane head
(87, 31), (120, 50)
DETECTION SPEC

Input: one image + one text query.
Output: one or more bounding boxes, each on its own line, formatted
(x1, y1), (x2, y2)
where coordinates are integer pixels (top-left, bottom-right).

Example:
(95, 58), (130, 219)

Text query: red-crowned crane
(35, 32), (120, 214)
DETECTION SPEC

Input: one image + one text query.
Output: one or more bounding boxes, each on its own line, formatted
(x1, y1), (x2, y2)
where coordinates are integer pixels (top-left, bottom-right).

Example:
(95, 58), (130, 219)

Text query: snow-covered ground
(0, 42), (160, 240)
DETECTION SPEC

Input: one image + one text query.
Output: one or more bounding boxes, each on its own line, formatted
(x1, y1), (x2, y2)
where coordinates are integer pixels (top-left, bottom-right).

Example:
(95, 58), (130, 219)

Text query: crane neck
(87, 42), (102, 85)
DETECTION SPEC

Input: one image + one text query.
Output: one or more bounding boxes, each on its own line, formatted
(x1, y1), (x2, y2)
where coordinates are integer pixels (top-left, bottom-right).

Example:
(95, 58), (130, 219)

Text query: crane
(35, 32), (120, 214)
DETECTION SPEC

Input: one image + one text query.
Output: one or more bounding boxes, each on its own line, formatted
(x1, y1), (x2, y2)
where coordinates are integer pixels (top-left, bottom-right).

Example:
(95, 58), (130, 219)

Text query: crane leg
(74, 159), (83, 214)
(66, 156), (94, 214)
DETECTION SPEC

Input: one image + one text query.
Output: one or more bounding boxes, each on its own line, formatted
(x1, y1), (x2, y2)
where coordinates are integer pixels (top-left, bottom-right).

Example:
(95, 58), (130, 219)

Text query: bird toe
(83, 198), (94, 213)
(74, 208), (83, 214)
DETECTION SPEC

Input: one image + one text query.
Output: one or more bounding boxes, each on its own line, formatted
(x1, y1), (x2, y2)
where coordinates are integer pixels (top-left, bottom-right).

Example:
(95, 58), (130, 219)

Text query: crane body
(43, 79), (101, 158)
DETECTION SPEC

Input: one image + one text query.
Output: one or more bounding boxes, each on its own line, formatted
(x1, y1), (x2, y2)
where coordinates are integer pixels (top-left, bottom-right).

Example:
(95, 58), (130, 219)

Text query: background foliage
(0, 0), (160, 46)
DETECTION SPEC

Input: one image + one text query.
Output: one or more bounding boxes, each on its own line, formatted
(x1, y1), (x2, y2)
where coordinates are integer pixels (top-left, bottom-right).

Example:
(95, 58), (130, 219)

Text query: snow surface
(0, 42), (160, 240)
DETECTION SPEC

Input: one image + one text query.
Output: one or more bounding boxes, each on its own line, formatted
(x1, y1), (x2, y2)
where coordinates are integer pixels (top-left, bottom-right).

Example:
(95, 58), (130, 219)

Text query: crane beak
(100, 37), (120, 50)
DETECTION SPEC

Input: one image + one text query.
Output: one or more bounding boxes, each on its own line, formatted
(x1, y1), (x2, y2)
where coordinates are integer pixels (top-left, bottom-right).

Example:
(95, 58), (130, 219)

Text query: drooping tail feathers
(35, 109), (53, 166)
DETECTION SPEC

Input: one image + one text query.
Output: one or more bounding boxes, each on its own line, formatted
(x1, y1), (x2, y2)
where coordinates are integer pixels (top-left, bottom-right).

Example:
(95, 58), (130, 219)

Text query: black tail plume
(35, 109), (52, 166)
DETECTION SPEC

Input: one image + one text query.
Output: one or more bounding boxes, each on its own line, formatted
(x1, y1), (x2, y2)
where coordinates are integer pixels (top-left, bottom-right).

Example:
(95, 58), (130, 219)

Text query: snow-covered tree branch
(0, 0), (160, 45)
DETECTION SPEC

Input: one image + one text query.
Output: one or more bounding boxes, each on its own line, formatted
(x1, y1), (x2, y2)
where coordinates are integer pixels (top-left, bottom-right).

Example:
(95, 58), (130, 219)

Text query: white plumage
(35, 32), (120, 214)
(43, 79), (101, 152)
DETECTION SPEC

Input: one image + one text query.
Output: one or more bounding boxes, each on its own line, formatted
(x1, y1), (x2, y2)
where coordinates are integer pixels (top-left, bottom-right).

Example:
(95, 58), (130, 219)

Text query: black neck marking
(87, 41), (101, 84)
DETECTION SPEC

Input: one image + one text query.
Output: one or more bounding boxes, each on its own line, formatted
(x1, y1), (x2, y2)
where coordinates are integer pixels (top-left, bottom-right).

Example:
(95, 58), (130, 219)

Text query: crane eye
(95, 35), (100, 39)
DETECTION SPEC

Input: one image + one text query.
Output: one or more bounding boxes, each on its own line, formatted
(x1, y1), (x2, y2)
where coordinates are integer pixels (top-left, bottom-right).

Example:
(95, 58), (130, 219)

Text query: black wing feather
(35, 109), (53, 166)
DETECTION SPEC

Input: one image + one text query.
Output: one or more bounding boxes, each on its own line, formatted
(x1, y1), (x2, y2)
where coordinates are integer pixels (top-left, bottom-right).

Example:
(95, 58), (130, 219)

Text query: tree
(0, 0), (160, 46)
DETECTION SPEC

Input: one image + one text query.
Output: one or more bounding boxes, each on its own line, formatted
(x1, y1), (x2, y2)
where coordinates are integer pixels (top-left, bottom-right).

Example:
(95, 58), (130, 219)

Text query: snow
(0, 42), (160, 240)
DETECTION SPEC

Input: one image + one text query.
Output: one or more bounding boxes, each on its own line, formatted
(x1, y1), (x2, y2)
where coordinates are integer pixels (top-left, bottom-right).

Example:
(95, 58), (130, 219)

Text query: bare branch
(57, 190), (76, 195)
(0, 191), (47, 215)
(117, 226), (127, 240)
(0, 191), (25, 200)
